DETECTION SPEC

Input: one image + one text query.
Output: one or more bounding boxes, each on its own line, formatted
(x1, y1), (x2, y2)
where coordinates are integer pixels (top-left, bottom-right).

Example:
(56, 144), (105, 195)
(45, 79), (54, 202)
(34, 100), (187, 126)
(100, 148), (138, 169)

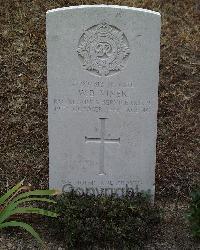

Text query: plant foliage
(0, 180), (59, 247)
(187, 187), (200, 238)
(50, 191), (160, 249)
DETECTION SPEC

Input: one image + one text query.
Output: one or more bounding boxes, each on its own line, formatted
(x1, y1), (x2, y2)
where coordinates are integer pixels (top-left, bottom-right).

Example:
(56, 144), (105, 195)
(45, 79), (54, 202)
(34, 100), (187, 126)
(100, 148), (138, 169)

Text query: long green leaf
(0, 180), (24, 205)
(0, 220), (44, 246)
(11, 189), (59, 204)
(0, 197), (57, 224)
(14, 197), (57, 207)
(0, 206), (58, 224)
(12, 207), (58, 217)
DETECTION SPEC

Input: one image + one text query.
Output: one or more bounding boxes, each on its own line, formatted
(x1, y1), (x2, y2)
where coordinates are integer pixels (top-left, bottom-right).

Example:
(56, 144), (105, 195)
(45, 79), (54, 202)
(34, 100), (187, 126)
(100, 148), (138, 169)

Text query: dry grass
(0, 0), (199, 199)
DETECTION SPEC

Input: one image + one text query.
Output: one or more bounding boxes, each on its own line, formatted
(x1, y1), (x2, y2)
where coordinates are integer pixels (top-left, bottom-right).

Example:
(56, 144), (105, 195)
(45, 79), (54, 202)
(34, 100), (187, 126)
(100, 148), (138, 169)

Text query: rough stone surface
(47, 5), (161, 196)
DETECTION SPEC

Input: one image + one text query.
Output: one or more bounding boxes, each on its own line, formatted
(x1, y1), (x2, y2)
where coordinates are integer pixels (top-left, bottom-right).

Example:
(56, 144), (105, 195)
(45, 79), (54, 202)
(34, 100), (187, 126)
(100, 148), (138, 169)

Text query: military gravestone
(47, 5), (161, 197)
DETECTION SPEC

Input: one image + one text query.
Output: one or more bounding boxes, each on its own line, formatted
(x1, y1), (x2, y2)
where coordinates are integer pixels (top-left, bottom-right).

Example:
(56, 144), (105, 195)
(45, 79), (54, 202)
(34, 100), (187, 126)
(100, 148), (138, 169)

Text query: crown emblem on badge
(77, 23), (130, 76)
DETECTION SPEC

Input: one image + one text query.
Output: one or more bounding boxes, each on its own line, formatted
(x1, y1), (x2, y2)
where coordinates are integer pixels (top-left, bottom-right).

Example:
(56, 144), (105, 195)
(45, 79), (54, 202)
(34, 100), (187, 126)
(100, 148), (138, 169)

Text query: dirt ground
(0, 0), (199, 249)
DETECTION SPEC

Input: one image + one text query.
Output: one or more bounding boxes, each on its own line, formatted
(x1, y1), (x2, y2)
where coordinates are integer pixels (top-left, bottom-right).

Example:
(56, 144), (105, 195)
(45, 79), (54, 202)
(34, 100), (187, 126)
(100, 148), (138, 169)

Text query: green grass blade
(0, 220), (44, 246)
(0, 180), (24, 205)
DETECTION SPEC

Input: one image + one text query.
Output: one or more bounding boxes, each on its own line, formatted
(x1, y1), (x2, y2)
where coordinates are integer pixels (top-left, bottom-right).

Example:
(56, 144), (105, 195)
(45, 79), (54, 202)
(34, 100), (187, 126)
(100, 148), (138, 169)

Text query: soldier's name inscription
(53, 80), (152, 113)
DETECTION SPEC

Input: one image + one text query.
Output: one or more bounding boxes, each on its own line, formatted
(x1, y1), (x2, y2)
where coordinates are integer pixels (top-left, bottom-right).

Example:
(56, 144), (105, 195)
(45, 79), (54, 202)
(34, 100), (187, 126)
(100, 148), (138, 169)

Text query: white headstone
(47, 5), (161, 197)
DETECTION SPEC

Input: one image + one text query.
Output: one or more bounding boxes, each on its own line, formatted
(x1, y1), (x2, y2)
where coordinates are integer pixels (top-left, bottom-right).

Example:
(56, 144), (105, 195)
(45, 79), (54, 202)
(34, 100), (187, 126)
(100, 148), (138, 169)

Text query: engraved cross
(85, 118), (120, 175)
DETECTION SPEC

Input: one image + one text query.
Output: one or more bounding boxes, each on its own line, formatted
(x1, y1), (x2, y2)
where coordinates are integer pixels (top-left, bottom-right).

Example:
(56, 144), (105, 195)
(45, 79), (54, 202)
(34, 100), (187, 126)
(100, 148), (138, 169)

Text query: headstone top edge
(46, 5), (160, 17)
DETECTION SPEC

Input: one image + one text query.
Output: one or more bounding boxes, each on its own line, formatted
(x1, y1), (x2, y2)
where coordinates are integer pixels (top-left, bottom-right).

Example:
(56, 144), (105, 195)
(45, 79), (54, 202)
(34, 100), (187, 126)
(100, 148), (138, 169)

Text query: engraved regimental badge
(77, 23), (130, 76)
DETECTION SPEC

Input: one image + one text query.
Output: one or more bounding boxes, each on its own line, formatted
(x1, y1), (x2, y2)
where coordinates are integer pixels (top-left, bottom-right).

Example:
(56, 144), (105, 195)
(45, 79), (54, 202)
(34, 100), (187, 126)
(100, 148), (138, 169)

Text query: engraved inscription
(53, 97), (151, 113)
(77, 23), (130, 76)
(53, 81), (152, 113)
(85, 118), (120, 175)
